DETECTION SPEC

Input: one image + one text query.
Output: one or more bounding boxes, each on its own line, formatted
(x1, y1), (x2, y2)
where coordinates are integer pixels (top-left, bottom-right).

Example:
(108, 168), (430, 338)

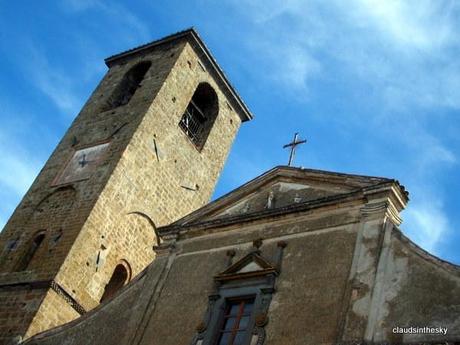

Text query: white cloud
(402, 196), (449, 254)
(62, 0), (151, 43)
(397, 123), (457, 168)
(26, 46), (81, 115)
(103, 3), (151, 43)
(21, 1), (152, 116)
(393, 123), (456, 253)
(222, 0), (459, 258)
(0, 99), (51, 231)
(0, 145), (39, 196)
(0, 114), (42, 196)
(227, 0), (460, 108)
(234, 0), (309, 23)
(276, 45), (321, 89)
(253, 41), (321, 94)
(352, 0), (456, 50)
(0, 129), (41, 231)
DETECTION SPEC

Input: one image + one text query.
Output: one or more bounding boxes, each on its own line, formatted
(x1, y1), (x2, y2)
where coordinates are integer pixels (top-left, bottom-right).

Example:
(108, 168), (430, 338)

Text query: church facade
(0, 29), (459, 345)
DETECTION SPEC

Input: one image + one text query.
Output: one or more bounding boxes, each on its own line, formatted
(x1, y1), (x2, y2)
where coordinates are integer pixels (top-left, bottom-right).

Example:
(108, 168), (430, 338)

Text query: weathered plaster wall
(373, 231), (460, 344)
(25, 258), (170, 345)
(17, 175), (458, 345)
(265, 228), (356, 345)
(345, 220), (389, 342)
(139, 226), (357, 345)
(23, 207), (362, 345)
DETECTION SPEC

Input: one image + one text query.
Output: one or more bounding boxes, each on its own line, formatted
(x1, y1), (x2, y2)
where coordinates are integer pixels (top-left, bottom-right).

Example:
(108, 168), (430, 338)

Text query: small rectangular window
(216, 297), (255, 345)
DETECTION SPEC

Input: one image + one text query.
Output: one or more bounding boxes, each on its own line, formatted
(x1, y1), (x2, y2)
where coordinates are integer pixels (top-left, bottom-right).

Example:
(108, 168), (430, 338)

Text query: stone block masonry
(0, 29), (251, 344)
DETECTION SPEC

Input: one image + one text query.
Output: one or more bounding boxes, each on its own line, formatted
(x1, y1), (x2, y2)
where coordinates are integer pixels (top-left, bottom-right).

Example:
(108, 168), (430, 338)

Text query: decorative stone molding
(250, 326), (266, 345)
(360, 201), (402, 225)
(225, 249), (236, 267)
(254, 312), (268, 327)
(195, 321), (206, 333)
(152, 241), (176, 257)
(190, 246), (281, 345)
(50, 281), (86, 315)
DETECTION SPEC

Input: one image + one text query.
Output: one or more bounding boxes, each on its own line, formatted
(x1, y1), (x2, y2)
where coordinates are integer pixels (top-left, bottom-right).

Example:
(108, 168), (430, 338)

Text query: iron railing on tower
(179, 100), (206, 147)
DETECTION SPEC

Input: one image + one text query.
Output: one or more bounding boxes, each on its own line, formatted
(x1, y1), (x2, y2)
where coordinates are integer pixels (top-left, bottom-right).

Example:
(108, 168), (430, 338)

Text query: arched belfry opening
(100, 260), (132, 303)
(16, 231), (46, 271)
(179, 82), (219, 150)
(103, 61), (152, 111)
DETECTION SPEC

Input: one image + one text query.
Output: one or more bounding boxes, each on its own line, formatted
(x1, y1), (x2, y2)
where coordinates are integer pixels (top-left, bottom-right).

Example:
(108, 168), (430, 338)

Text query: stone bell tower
(0, 28), (252, 343)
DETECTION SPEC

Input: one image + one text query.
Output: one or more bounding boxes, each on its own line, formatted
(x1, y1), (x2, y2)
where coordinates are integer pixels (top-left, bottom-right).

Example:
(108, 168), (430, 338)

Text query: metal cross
(283, 133), (307, 166)
(78, 154), (88, 167)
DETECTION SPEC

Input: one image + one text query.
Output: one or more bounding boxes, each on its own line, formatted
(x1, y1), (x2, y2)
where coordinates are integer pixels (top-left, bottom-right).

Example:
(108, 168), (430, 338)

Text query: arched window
(103, 61), (152, 111)
(100, 260), (131, 302)
(179, 82), (218, 150)
(16, 231), (46, 271)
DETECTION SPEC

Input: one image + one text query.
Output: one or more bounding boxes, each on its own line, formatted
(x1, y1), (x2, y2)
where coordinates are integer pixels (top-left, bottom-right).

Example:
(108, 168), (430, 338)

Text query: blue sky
(0, 1), (459, 264)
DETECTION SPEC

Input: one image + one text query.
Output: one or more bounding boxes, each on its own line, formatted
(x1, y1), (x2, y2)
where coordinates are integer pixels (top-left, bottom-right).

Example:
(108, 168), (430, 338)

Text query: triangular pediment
(215, 252), (277, 281)
(206, 180), (340, 220)
(236, 261), (264, 273)
(172, 166), (399, 226)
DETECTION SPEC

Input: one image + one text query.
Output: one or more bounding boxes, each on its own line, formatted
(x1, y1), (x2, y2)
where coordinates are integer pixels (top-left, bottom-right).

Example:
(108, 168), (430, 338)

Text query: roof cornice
(159, 189), (365, 238)
(159, 168), (409, 239)
(171, 165), (409, 227)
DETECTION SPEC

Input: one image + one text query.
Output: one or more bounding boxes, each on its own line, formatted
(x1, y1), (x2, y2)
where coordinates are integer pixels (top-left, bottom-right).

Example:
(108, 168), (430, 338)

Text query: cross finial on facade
(283, 133), (307, 167)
